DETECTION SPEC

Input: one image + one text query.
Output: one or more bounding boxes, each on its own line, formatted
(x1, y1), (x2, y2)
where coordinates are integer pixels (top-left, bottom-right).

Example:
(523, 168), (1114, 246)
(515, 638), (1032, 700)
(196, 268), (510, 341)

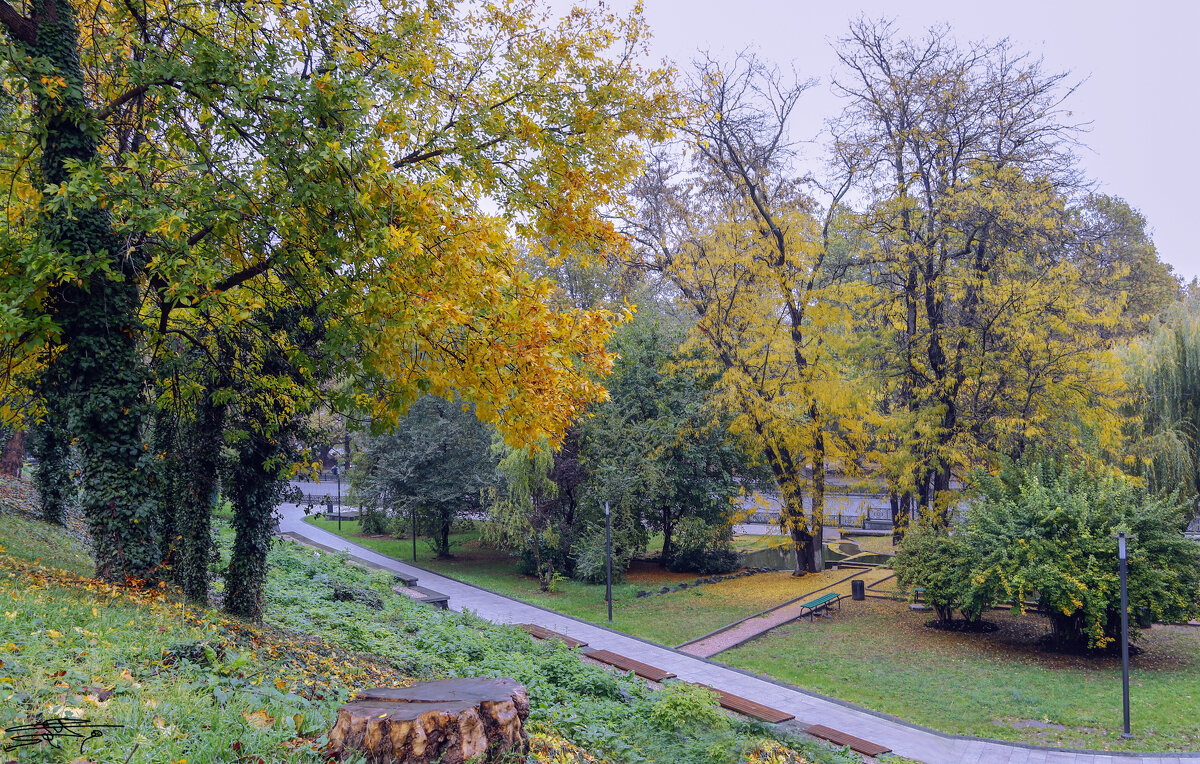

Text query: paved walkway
(276, 503), (1199, 764)
(679, 568), (892, 658)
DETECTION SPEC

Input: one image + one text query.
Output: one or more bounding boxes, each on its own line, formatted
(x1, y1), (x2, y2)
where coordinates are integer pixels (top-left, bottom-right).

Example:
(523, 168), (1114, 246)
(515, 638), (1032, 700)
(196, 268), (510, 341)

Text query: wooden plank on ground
(804, 724), (891, 756)
(517, 624), (588, 649)
(689, 683), (794, 723)
(583, 649), (675, 682)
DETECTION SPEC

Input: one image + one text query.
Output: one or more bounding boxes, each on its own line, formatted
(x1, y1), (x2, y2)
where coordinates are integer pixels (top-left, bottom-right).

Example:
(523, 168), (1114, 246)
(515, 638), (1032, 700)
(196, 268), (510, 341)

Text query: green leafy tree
(354, 396), (497, 558)
(898, 456), (1200, 649)
(582, 313), (759, 567)
(485, 442), (565, 591)
(1123, 294), (1200, 514)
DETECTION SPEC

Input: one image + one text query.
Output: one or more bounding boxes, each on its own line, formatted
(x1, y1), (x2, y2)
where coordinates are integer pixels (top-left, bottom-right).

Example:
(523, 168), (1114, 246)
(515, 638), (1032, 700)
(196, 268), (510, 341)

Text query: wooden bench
(517, 624), (588, 649)
(798, 592), (842, 621)
(688, 683), (794, 723)
(804, 724), (891, 756)
(582, 649), (675, 682)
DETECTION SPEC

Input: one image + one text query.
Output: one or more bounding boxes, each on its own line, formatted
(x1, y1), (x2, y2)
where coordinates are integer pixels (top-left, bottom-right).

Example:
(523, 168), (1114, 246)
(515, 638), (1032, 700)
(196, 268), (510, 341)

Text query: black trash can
(851, 579), (865, 601)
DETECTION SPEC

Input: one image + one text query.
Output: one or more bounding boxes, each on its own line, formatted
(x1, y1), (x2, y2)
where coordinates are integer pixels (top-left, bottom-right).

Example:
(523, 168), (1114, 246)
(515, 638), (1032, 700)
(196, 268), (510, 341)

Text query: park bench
(517, 624), (588, 649)
(804, 724), (891, 756)
(688, 683), (794, 723)
(582, 649), (675, 682)
(798, 592), (842, 621)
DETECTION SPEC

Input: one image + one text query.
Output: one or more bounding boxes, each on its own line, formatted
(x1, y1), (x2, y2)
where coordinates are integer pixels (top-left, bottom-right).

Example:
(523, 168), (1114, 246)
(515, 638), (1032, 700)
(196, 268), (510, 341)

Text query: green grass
(721, 598), (1200, 752)
(0, 513), (94, 577)
(305, 517), (840, 646)
(731, 533), (791, 553)
(0, 510), (851, 764)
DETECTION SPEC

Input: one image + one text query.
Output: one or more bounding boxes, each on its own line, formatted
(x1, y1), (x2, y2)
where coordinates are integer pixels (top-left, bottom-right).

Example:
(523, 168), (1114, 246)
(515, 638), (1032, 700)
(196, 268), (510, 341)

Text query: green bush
(897, 456), (1200, 649)
(666, 517), (740, 574)
(571, 523), (632, 584)
(894, 527), (997, 625)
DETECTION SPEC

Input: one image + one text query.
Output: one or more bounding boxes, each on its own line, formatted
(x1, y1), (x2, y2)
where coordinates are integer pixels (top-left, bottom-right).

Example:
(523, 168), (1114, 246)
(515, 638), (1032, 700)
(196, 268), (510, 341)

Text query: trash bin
(851, 579), (865, 601)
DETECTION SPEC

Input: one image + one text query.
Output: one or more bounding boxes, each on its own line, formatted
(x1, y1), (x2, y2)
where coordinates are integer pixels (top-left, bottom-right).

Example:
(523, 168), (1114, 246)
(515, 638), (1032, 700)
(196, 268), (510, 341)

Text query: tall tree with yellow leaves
(833, 21), (1127, 528)
(629, 53), (873, 574)
(0, 0), (674, 584)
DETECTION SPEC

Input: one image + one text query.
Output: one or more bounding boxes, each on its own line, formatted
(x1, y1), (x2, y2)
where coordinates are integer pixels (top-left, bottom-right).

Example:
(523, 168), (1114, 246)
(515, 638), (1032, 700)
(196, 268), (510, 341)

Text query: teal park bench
(799, 592), (843, 621)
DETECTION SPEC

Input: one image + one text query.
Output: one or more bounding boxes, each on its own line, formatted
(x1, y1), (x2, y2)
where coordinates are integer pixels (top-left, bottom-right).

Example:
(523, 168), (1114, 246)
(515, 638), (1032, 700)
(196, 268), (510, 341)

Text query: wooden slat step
(690, 683), (794, 723)
(583, 649), (675, 682)
(804, 724), (891, 756)
(517, 624), (588, 649)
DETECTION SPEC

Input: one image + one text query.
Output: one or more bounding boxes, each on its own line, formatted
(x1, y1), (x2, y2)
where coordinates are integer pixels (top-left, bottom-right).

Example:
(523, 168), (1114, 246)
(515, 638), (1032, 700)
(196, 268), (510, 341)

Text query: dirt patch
(625, 560), (697, 584)
(925, 618), (999, 633)
(775, 599), (1200, 674)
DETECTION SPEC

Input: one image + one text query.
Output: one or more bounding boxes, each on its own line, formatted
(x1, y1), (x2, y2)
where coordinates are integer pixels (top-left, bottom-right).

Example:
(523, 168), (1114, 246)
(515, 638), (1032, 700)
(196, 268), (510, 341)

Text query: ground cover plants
(721, 598), (1200, 752)
(0, 508), (853, 764)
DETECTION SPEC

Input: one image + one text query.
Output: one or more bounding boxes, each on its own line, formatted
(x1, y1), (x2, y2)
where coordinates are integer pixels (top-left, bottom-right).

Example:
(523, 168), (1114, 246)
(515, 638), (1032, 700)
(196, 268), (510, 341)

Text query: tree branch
(0, 0), (35, 46)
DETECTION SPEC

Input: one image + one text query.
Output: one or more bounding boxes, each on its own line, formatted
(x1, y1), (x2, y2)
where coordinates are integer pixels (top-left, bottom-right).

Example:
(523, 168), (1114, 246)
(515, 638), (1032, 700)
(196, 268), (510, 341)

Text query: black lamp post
(1116, 531), (1135, 739)
(605, 501), (612, 623)
(332, 464), (341, 532)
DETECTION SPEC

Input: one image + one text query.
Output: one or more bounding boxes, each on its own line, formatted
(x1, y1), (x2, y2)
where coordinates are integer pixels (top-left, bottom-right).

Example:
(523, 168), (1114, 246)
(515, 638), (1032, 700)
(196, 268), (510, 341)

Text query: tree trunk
(330, 678), (530, 764)
(810, 408), (826, 573)
(7, 0), (157, 582)
(176, 396), (224, 603)
(661, 506), (673, 563)
(0, 430), (24, 478)
(29, 415), (71, 525)
(224, 430), (286, 620)
(438, 514), (451, 558)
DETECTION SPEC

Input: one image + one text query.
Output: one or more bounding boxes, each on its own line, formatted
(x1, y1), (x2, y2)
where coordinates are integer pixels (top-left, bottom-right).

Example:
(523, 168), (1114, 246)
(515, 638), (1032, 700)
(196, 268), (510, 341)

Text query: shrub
(666, 517), (740, 574)
(969, 457), (1200, 649)
(571, 524), (632, 584)
(899, 455), (1200, 649)
(894, 527), (996, 625)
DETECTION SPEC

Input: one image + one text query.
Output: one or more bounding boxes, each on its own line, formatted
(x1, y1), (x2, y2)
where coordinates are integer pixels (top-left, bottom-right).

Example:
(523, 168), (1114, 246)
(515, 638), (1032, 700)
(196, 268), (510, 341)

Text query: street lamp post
(332, 464), (341, 532)
(605, 501), (612, 623)
(1116, 531), (1134, 739)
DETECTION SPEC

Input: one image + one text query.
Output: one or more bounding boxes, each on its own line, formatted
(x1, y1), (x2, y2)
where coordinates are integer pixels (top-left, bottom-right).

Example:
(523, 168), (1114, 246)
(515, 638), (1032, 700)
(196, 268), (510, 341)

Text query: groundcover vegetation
(0, 508), (852, 764)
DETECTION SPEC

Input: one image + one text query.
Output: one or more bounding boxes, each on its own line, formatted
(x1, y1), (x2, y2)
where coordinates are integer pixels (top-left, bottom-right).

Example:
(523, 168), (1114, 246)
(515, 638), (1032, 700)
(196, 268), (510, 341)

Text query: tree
(485, 442), (565, 591)
(354, 396), (497, 558)
(1075, 195), (1181, 336)
(833, 20), (1127, 526)
(581, 312), (759, 566)
(629, 53), (872, 574)
(0, 0), (674, 584)
(897, 456), (1200, 649)
(1123, 294), (1200, 513)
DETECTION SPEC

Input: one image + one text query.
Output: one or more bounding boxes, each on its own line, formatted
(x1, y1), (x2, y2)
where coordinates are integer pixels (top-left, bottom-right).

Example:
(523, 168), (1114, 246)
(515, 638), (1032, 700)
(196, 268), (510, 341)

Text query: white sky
(580, 0), (1200, 283)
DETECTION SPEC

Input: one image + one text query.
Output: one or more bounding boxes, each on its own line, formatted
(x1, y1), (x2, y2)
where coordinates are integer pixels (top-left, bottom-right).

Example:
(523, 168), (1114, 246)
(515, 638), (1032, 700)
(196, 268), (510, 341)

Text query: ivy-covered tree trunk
(224, 432), (286, 621)
(152, 410), (181, 564)
(3, 0), (158, 581)
(28, 414), (71, 524)
(175, 397), (225, 602)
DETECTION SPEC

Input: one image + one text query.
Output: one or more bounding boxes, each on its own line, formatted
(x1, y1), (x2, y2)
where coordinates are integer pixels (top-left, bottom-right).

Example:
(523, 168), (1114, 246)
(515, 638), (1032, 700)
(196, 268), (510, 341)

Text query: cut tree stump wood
(329, 678), (530, 763)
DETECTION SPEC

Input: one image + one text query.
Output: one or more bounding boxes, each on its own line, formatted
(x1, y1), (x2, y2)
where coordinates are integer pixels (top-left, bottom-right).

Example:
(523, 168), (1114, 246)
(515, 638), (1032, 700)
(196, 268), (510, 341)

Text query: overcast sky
(585, 0), (1199, 284)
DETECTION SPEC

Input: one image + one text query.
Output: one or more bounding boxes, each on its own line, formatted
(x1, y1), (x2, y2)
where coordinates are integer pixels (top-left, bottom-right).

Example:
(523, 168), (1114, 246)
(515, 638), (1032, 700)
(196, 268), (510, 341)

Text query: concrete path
(276, 503), (1199, 764)
(679, 569), (892, 658)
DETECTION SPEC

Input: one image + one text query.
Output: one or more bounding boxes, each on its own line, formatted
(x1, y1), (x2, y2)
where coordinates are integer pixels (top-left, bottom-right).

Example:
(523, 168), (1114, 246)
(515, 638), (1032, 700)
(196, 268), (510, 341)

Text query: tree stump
(329, 678), (530, 764)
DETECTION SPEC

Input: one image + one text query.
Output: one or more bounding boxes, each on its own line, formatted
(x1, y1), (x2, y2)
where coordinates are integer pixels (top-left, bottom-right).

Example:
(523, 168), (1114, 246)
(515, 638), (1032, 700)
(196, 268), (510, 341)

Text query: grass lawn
(305, 517), (849, 646)
(731, 533), (791, 553)
(839, 532), (897, 555)
(721, 597), (1200, 752)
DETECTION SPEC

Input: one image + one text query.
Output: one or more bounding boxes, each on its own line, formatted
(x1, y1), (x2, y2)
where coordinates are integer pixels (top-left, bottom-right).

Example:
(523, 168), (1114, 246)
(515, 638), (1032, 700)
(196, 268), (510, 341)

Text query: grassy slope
(0, 509), (845, 764)
(305, 517), (875, 646)
(722, 598), (1200, 753)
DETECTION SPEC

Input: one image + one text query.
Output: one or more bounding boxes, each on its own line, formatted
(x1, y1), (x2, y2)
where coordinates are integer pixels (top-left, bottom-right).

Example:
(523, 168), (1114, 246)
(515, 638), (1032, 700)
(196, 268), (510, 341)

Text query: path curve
(276, 503), (1198, 764)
